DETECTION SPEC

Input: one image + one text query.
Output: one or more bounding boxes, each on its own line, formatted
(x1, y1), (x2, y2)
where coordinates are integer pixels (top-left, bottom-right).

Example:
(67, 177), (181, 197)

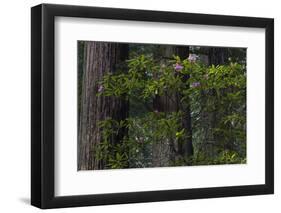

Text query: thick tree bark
(152, 46), (192, 166)
(175, 47), (193, 159)
(205, 47), (229, 157)
(208, 48), (228, 66)
(78, 41), (86, 128)
(78, 42), (128, 170)
(151, 47), (173, 167)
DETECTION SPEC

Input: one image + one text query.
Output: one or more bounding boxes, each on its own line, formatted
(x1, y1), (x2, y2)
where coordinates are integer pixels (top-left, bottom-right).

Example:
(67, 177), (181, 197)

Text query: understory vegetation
(78, 42), (246, 170)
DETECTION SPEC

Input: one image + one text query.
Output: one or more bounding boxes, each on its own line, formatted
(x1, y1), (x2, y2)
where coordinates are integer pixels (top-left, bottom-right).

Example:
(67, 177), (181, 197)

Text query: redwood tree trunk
(78, 42), (128, 170)
(152, 46), (192, 166)
(206, 48), (229, 157)
(208, 48), (228, 66)
(175, 46), (193, 159)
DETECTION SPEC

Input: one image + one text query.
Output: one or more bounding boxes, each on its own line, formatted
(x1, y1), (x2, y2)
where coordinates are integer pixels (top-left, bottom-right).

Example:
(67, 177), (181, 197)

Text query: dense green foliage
(95, 53), (246, 169)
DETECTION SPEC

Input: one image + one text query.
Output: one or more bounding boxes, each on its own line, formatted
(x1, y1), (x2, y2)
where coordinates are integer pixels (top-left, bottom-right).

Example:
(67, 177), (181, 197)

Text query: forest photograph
(77, 41), (246, 171)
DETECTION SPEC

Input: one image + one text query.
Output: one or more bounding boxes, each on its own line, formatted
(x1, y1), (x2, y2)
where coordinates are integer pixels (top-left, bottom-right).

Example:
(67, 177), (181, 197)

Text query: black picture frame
(31, 3), (274, 209)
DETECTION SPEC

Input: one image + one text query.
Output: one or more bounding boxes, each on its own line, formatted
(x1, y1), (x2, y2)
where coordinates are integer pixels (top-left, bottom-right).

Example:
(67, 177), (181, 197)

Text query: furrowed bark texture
(204, 48), (229, 157)
(152, 46), (177, 167)
(152, 46), (192, 167)
(176, 46), (193, 159)
(78, 42), (128, 170)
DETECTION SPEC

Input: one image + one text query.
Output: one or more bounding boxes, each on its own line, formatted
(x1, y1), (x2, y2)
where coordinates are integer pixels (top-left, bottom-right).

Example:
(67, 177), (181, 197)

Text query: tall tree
(78, 41), (129, 170)
(152, 45), (192, 166)
(205, 47), (229, 157)
(151, 46), (174, 167)
(176, 46), (193, 160)
(208, 48), (229, 65)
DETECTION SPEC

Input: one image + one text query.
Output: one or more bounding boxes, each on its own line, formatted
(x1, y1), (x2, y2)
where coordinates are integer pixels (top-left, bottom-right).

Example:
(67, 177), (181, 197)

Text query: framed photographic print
(31, 3), (274, 209)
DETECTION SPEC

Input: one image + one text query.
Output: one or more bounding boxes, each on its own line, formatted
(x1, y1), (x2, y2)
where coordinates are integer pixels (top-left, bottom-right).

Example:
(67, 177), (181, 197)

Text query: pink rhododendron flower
(174, 63), (184, 71)
(98, 85), (104, 93)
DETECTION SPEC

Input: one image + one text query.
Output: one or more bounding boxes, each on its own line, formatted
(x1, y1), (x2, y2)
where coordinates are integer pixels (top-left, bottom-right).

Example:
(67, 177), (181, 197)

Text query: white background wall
(0, 0), (279, 212)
